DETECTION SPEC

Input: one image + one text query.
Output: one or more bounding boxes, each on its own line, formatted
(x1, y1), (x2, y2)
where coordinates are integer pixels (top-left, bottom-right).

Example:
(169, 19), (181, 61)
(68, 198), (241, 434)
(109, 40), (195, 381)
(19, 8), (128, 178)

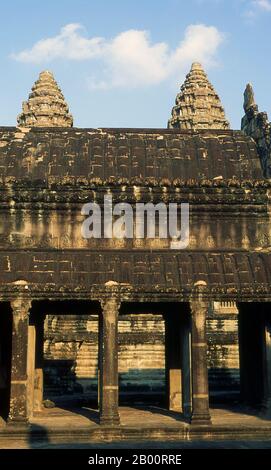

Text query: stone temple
(0, 63), (270, 443)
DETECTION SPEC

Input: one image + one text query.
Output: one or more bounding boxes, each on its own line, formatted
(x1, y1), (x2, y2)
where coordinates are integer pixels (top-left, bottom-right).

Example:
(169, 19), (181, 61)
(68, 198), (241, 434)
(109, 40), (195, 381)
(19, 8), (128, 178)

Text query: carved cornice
(1, 284), (270, 302)
(0, 176), (270, 189)
(0, 179), (269, 208)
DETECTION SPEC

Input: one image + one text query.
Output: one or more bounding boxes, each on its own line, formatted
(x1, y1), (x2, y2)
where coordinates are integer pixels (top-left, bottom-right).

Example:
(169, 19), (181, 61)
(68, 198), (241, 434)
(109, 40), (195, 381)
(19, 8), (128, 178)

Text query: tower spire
(17, 71), (73, 128)
(168, 62), (230, 130)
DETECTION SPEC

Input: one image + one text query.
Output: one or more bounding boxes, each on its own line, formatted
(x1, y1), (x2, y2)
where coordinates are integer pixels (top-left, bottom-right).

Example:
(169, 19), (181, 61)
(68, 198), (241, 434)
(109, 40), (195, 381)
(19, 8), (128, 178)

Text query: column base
(7, 417), (29, 427)
(100, 413), (120, 426)
(190, 413), (212, 426)
(0, 417), (6, 427)
(261, 399), (271, 419)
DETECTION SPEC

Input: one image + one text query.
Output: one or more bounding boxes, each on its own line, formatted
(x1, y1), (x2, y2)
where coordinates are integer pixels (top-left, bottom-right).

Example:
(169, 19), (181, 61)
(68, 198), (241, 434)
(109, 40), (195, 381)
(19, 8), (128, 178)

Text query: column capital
(190, 281), (209, 321)
(189, 300), (209, 328)
(10, 298), (32, 320)
(100, 297), (121, 320)
(100, 282), (121, 315)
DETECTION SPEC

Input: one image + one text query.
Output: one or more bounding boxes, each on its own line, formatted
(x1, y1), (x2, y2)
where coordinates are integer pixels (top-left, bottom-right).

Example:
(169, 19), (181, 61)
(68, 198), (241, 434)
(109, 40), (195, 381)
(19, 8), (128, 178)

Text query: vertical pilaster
(27, 322), (36, 418)
(27, 313), (45, 417)
(8, 298), (31, 424)
(190, 283), (211, 425)
(99, 296), (120, 426)
(34, 314), (45, 412)
(165, 313), (182, 412)
(181, 309), (192, 418)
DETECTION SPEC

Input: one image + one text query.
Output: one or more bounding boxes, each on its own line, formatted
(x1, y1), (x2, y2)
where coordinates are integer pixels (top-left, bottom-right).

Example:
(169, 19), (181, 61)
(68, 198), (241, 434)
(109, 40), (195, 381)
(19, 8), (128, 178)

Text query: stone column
(189, 283), (211, 425)
(8, 298), (31, 424)
(99, 296), (120, 425)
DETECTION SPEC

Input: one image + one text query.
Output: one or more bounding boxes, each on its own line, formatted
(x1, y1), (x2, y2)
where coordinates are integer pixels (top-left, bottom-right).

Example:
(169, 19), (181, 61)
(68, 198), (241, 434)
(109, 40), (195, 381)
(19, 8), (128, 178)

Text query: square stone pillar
(99, 296), (120, 426)
(181, 310), (192, 418)
(8, 299), (32, 424)
(27, 313), (45, 417)
(34, 315), (45, 412)
(27, 322), (36, 418)
(189, 283), (211, 425)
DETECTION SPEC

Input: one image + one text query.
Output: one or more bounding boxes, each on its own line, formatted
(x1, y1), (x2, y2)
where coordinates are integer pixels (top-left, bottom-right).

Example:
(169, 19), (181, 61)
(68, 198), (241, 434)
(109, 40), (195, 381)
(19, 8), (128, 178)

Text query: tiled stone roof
(0, 251), (270, 300)
(0, 127), (262, 181)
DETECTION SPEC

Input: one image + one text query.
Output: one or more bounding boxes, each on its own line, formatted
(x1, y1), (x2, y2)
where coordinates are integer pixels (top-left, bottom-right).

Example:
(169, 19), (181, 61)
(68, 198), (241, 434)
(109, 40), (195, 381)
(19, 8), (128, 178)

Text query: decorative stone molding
(190, 281), (209, 331)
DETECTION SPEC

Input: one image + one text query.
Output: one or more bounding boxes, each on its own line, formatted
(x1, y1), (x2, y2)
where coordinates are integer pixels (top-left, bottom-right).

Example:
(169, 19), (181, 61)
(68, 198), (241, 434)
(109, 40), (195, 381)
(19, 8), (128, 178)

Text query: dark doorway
(238, 302), (265, 408)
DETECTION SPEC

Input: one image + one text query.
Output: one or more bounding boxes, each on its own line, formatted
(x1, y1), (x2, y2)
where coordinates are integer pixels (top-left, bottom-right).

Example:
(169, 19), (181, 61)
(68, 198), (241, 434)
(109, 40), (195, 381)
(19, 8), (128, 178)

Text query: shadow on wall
(28, 424), (50, 449)
(43, 362), (166, 408)
(43, 361), (241, 408)
(208, 368), (240, 405)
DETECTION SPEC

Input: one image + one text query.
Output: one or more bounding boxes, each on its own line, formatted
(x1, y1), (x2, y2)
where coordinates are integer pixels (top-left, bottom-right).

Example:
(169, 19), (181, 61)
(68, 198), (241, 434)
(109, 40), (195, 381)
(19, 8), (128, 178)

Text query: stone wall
(207, 302), (240, 402)
(43, 303), (239, 405)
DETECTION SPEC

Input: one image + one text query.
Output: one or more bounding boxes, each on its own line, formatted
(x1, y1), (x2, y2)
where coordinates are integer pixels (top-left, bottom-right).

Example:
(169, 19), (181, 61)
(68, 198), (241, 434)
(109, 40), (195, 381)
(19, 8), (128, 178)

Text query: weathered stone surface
(44, 313), (165, 401)
(17, 71), (73, 128)
(241, 83), (271, 177)
(0, 127), (262, 182)
(190, 283), (211, 425)
(168, 63), (230, 131)
(99, 296), (120, 425)
(8, 299), (31, 424)
(208, 302), (239, 400)
(0, 251), (269, 301)
(0, 65), (270, 433)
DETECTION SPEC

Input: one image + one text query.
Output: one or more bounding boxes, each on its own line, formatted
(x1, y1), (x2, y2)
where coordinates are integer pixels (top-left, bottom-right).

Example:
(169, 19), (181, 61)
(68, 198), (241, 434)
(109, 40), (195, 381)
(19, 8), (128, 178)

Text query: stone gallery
(0, 63), (270, 441)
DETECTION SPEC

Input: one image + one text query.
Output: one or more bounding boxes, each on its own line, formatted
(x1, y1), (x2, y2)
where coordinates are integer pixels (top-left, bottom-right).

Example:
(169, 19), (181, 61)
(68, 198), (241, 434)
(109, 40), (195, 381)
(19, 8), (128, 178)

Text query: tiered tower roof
(17, 71), (73, 128)
(168, 62), (230, 130)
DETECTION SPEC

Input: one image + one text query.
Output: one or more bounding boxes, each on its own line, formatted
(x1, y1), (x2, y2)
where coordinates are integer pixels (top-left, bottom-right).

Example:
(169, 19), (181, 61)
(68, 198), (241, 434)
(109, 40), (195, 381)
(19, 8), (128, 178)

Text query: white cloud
(244, 0), (271, 17)
(11, 23), (225, 89)
(11, 24), (104, 62)
(253, 0), (271, 11)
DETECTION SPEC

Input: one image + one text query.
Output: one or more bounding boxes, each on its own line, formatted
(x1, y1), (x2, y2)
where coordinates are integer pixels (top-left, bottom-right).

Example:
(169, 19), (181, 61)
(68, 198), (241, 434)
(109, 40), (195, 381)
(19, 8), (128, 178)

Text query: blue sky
(0, 0), (271, 129)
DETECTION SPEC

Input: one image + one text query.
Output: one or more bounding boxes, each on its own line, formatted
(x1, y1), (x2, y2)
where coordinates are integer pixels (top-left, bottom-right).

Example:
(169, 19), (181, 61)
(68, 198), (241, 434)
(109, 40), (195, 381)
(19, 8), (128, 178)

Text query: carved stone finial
(243, 83), (256, 113)
(17, 71), (73, 128)
(168, 62), (230, 130)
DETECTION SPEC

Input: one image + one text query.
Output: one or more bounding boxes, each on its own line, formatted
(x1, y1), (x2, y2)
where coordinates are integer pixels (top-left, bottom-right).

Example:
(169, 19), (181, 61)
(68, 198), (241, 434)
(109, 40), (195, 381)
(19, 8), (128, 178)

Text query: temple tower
(168, 62), (229, 130)
(17, 71), (73, 128)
